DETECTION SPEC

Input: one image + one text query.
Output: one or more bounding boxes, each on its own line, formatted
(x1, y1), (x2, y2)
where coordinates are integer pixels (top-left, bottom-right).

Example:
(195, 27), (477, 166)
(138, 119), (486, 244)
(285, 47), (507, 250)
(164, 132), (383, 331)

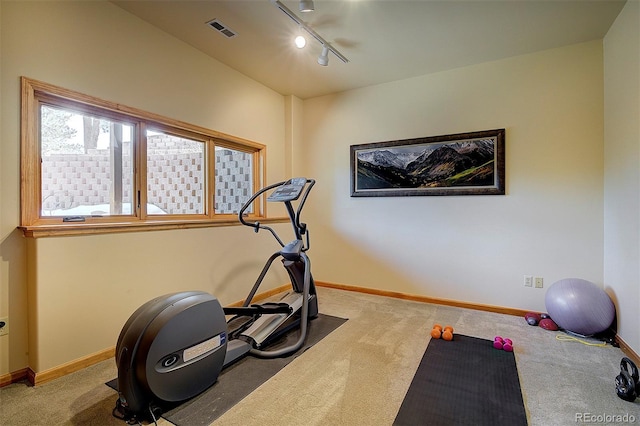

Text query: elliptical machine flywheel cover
(117, 291), (228, 411)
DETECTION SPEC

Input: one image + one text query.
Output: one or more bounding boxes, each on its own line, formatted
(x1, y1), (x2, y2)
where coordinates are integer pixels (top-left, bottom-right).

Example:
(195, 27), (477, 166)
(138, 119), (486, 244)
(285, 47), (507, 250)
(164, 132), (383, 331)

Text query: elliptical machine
(114, 178), (317, 423)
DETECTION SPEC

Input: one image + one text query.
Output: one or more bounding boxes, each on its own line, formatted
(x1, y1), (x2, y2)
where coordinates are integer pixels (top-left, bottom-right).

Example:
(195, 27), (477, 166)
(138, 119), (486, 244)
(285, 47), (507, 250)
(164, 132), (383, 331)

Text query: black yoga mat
(108, 313), (346, 425)
(394, 334), (528, 426)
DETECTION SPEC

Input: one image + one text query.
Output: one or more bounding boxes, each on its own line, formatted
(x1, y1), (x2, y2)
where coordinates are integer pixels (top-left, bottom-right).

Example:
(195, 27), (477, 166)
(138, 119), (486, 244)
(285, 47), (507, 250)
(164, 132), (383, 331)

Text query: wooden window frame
(19, 77), (271, 238)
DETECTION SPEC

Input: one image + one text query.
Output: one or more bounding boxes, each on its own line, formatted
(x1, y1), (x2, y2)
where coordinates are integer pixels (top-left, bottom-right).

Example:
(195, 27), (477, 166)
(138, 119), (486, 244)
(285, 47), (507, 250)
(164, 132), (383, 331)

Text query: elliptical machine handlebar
(238, 180), (287, 246)
(238, 178), (315, 249)
(235, 178), (318, 359)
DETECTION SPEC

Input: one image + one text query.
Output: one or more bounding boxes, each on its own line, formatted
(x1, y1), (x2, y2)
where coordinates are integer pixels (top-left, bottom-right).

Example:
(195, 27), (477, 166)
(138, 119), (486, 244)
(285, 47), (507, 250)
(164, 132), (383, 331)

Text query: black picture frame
(350, 129), (505, 197)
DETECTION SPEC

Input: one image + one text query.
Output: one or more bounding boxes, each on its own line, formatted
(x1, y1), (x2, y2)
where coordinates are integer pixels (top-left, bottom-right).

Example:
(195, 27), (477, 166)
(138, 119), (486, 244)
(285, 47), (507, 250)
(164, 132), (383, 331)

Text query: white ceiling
(112, 0), (626, 100)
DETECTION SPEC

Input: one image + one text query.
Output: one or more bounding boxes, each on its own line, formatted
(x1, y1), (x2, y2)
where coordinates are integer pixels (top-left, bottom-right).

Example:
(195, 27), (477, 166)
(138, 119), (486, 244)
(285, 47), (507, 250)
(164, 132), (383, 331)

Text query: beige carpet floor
(1, 287), (638, 425)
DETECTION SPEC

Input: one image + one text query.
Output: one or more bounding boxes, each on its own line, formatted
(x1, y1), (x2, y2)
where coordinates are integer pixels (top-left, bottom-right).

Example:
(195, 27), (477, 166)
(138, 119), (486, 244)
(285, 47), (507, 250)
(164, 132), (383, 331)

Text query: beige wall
(285, 95), (306, 178)
(302, 41), (605, 313)
(29, 227), (294, 372)
(0, 1), (290, 374)
(604, 0), (640, 354)
(2, 0), (638, 377)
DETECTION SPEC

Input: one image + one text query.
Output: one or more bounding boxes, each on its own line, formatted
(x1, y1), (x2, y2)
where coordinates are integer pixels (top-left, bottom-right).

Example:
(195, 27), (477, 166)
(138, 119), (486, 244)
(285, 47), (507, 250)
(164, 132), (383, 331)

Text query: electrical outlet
(524, 275), (533, 287)
(0, 317), (8, 336)
(534, 277), (544, 288)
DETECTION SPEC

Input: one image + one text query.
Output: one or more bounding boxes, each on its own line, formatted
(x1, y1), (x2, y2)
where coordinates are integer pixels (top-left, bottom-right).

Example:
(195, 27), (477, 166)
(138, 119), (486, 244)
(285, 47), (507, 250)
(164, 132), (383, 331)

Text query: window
(145, 129), (205, 215)
(20, 77), (266, 237)
(40, 105), (136, 217)
(214, 147), (254, 214)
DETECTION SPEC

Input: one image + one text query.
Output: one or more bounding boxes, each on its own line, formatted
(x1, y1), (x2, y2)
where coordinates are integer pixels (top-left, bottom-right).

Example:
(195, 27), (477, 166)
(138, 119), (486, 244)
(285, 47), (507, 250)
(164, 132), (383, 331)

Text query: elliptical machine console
(114, 178), (317, 423)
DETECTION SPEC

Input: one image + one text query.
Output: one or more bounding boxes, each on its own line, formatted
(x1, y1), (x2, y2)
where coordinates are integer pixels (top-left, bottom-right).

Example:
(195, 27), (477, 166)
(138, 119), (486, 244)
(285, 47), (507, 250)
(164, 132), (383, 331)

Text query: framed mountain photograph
(350, 129), (505, 197)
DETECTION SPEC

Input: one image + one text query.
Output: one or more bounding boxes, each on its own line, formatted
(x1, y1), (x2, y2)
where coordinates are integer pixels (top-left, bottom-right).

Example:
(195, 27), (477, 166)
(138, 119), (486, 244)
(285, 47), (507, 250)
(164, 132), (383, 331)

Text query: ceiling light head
(294, 35), (306, 49)
(299, 0), (314, 12)
(318, 45), (329, 66)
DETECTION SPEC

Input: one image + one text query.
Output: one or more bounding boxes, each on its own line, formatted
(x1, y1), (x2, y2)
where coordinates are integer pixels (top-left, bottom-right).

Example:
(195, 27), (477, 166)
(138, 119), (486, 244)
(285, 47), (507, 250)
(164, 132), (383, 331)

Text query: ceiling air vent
(206, 19), (237, 38)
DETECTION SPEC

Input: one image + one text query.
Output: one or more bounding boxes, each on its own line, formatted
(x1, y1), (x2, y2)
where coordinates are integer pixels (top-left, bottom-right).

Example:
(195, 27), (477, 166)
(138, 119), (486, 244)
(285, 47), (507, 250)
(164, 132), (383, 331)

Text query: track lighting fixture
(272, 0), (349, 67)
(299, 0), (314, 13)
(317, 45), (329, 66)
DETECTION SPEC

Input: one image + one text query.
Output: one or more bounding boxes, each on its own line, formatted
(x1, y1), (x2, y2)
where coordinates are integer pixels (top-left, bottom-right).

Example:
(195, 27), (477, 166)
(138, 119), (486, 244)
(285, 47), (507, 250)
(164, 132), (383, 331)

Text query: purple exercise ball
(544, 278), (615, 336)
